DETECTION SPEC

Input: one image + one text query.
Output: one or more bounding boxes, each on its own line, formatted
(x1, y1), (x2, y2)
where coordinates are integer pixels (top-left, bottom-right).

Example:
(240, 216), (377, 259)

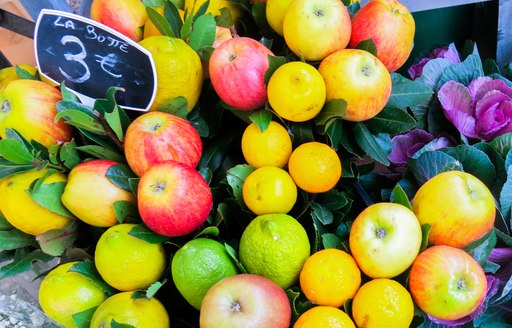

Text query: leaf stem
(94, 110), (125, 152)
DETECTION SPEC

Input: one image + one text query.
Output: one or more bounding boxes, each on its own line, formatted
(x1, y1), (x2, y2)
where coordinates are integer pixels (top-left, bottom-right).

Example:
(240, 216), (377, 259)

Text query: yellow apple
(283, 0), (351, 61)
(265, 0), (294, 36)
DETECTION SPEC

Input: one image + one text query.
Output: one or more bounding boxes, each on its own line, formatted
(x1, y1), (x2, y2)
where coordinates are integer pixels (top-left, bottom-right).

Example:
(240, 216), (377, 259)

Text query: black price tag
(34, 9), (157, 112)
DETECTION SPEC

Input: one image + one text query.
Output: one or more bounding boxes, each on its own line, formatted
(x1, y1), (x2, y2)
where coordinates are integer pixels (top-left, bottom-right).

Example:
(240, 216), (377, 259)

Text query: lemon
(288, 141), (342, 193)
(139, 36), (203, 111)
(351, 278), (414, 328)
(39, 261), (108, 328)
(242, 166), (297, 215)
(0, 169), (73, 236)
(266, 0), (294, 36)
(171, 238), (239, 309)
(241, 121), (292, 168)
(294, 306), (355, 328)
(239, 213), (310, 289)
(299, 248), (361, 307)
(267, 61), (326, 122)
(90, 292), (170, 327)
(94, 223), (167, 291)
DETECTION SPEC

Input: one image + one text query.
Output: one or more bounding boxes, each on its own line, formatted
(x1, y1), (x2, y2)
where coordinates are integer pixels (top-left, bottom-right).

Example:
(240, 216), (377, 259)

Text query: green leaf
(490, 132), (512, 157)
(249, 110), (273, 132)
(264, 55), (287, 85)
(251, 2), (275, 37)
(188, 107), (210, 137)
(15, 65), (38, 80)
(462, 229), (497, 265)
(0, 159), (34, 179)
(198, 131), (237, 172)
(364, 107), (416, 134)
(55, 109), (105, 134)
(69, 262), (117, 296)
(61, 81), (79, 101)
(442, 145), (496, 187)
(194, 226), (220, 238)
(310, 202), (333, 225)
(314, 99), (347, 126)
(224, 242), (247, 273)
(114, 200), (139, 224)
(0, 229), (37, 249)
(146, 281), (164, 298)
(290, 122), (315, 145)
(437, 54), (484, 90)
(500, 166), (512, 220)
(157, 96), (189, 118)
(146, 6), (174, 37)
(420, 224), (431, 251)
(353, 123), (390, 165)
(72, 306), (98, 328)
(75, 145), (125, 162)
(226, 164), (254, 204)
(387, 74), (433, 109)
(325, 119), (343, 150)
(60, 140), (81, 170)
(0, 213), (13, 230)
(104, 106), (125, 143)
(408, 150), (463, 185)
(5, 128), (37, 154)
(0, 139), (35, 164)
(483, 58), (500, 76)
(321, 233), (342, 249)
(106, 163), (137, 192)
(188, 13), (216, 51)
(36, 221), (78, 256)
(391, 184), (413, 211)
(180, 6), (194, 40)
(215, 7), (234, 27)
(128, 224), (169, 244)
(164, 0), (183, 38)
(0, 250), (53, 279)
(355, 38), (377, 57)
(193, 0), (210, 19)
(315, 189), (350, 211)
(27, 181), (75, 218)
(417, 58), (456, 90)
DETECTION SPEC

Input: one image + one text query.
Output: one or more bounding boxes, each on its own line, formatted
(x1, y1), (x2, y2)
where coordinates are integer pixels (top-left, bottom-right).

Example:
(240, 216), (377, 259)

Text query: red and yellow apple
(61, 159), (136, 227)
(349, 202), (422, 278)
(283, 0), (351, 61)
(0, 79), (72, 148)
(209, 37), (274, 111)
(412, 170), (495, 248)
(90, 0), (148, 42)
(124, 111), (202, 177)
(409, 245), (487, 321)
(137, 160), (212, 237)
(200, 274), (291, 328)
(318, 48), (392, 121)
(0, 169), (73, 236)
(349, 0), (415, 72)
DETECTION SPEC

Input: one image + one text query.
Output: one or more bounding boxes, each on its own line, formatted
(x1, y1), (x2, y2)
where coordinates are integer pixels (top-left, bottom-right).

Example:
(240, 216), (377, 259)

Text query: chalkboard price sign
(34, 9), (157, 112)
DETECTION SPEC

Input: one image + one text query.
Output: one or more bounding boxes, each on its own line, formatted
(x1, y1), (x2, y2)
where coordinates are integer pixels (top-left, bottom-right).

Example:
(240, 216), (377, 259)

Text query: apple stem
(0, 99), (10, 113)
(229, 26), (239, 39)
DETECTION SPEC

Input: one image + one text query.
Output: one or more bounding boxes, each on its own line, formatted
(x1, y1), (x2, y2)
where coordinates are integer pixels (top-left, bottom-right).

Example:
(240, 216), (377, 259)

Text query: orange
(299, 248), (361, 307)
(288, 141), (342, 193)
(351, 278), (414, 328)
(241, 121), (293, 168)
(294, 306), (355, 328)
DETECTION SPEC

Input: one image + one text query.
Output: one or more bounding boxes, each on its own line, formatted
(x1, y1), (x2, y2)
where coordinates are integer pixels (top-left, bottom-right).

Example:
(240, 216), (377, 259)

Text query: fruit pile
(1, 0), (511, 327)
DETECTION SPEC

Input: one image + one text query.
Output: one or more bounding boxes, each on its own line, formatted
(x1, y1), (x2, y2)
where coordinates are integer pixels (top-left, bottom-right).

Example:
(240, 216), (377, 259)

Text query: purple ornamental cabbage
(438, 77), (512, 141)
(387, 129), (452, 169)
(408, 44), (461, 80)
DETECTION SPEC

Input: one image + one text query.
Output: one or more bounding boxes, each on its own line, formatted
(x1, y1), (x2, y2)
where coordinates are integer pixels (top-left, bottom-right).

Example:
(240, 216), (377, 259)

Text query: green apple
(349, 202), (422, 278)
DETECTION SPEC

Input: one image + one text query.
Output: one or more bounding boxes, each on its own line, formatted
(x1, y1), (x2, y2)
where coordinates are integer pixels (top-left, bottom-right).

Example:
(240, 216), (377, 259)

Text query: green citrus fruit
(239, 213), (311, 289)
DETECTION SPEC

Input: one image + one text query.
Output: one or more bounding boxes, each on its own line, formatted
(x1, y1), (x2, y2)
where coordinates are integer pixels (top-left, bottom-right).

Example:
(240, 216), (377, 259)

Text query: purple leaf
(438, 81), (478, 138)
(473, 78), (512, 104)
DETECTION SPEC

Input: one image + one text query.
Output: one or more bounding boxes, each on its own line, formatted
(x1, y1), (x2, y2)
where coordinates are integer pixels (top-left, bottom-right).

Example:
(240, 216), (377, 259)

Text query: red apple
(409, 245), (487, 321)
(412, 170), (495, 248)
(0, 79), (72, 148)
(209, 37), (274, 111)
(90, 0), (148, 42)
(124, 111), (202, 177)
(137, 160), (212, 237)
(61, 159), (136, 227)
(349, 0), (415, 72)
(200, 273), (291, 328)
(318, 48), (392, 121)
